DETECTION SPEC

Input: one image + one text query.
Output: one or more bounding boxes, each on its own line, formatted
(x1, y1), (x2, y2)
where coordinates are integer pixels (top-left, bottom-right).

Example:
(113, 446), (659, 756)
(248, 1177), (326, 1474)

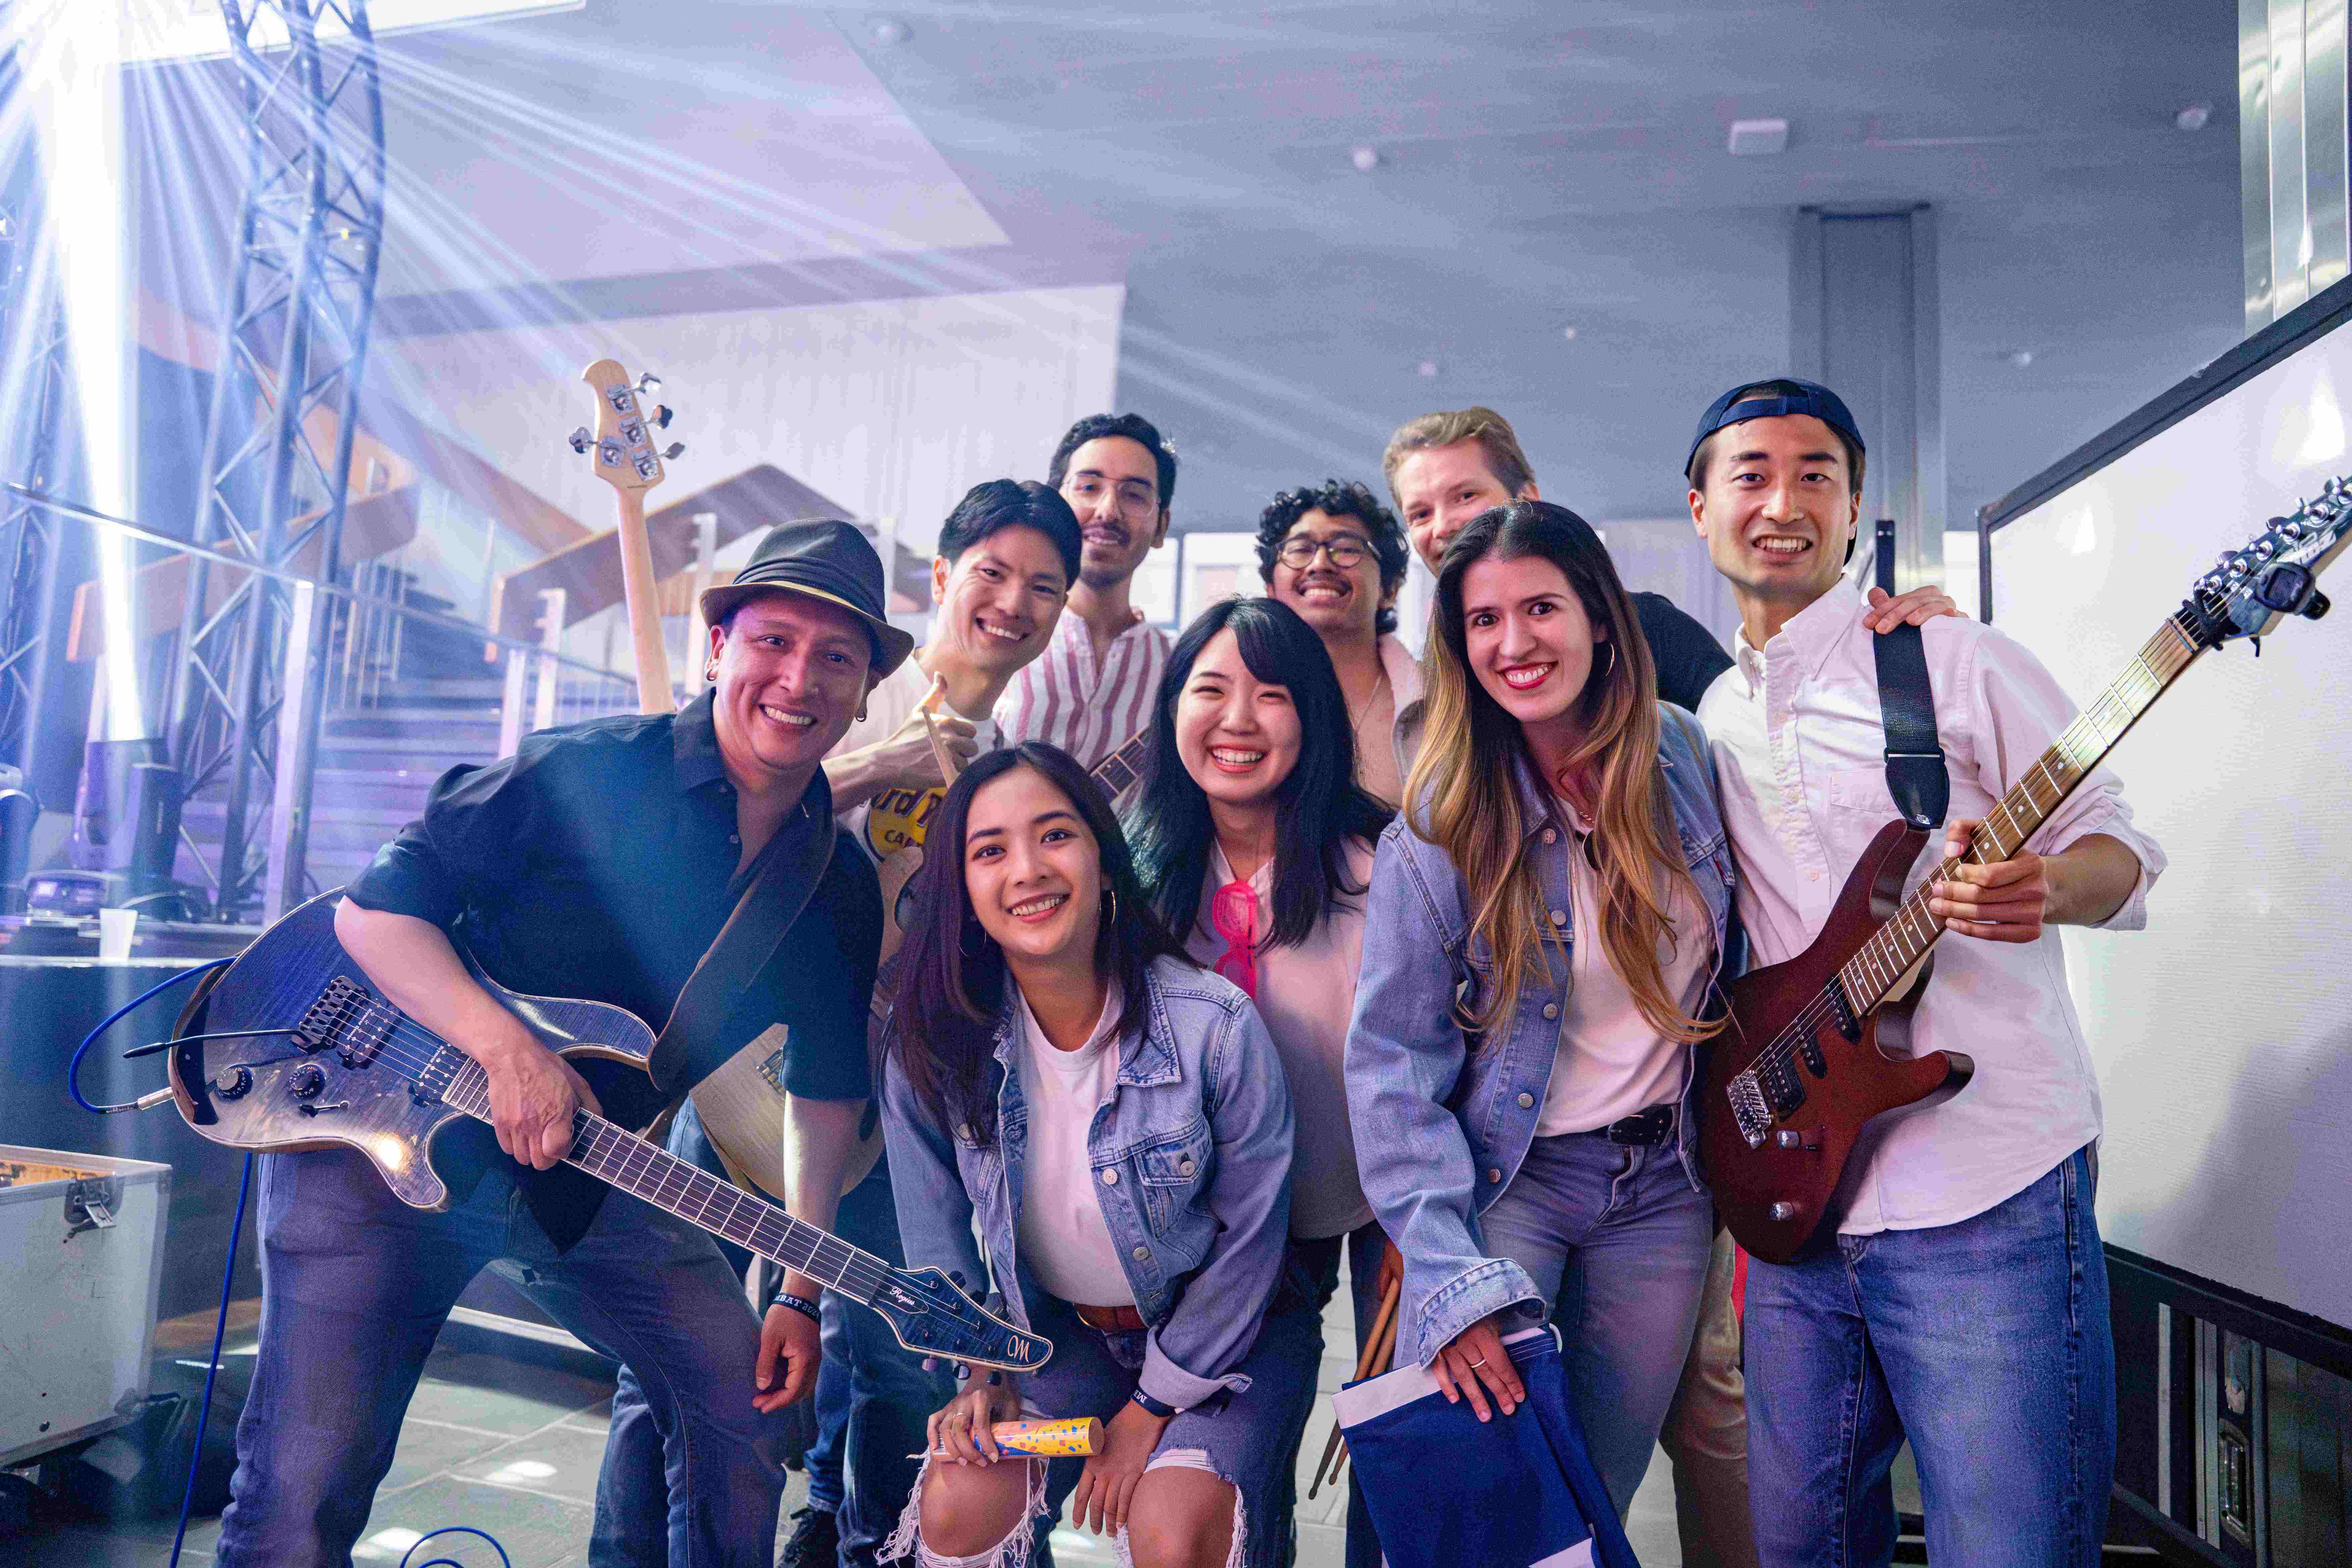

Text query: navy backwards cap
(1683, 379), (1866, 478)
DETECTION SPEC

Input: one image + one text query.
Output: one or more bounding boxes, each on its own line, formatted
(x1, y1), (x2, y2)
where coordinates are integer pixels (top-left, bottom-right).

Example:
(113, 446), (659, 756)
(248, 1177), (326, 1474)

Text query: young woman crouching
(878, 742), (1301, 1568)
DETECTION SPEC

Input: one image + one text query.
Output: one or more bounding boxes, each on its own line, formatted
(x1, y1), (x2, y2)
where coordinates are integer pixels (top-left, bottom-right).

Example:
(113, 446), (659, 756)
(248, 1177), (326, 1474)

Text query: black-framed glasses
(1276, 535), (1373, 570)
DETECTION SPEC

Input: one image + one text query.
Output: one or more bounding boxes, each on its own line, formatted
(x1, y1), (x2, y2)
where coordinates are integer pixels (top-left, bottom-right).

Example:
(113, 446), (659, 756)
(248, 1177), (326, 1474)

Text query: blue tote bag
(1333, 1326), (1638, 1568)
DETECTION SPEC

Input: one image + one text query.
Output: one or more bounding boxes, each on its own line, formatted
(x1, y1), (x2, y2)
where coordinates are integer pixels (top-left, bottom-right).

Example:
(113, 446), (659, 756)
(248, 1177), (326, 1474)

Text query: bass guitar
(567, 357), (680, 714)
(166, 892), (1052, 1372)
(1704, 481), (2352, 1263)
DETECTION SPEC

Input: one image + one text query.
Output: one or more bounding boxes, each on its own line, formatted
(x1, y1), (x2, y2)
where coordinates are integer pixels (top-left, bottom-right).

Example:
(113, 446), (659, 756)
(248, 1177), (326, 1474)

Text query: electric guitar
(1704, 480), (2352, 1263)
(166, 892), (1052, 1372)
(568, 358), (679, 714)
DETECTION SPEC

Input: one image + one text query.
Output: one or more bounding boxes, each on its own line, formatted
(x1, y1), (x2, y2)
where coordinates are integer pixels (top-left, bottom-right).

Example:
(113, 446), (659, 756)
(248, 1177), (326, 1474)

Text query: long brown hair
(889, 742), (1185, 1147)
(1404, 501), (1718, 1045)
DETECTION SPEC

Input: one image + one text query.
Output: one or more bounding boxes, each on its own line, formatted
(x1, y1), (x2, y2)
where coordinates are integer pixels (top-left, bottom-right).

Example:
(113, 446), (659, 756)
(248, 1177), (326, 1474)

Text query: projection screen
(1982, 283), (2352, 1333)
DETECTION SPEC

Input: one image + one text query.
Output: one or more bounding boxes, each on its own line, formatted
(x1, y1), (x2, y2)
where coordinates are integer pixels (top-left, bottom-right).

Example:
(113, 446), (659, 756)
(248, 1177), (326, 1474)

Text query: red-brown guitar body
(1701, 818), (1976, 1264)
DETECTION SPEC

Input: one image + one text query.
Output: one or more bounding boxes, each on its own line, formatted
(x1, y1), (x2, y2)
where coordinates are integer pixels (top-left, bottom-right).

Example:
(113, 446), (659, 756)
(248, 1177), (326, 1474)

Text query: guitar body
(1701, 818), (1975, 1263)
(167, 893), (666, 1212)
(166, 891), (1052, 1370)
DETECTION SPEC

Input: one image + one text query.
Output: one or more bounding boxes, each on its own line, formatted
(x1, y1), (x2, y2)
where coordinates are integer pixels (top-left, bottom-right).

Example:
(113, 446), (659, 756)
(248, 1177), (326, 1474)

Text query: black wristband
(774, 1290), (821, 1323)
(1129, 1386), (1177, 1419)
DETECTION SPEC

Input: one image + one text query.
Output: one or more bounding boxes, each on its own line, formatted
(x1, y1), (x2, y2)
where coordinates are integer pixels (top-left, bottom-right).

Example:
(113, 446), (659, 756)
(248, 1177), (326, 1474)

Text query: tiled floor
(11, 1262), (1690, 1568)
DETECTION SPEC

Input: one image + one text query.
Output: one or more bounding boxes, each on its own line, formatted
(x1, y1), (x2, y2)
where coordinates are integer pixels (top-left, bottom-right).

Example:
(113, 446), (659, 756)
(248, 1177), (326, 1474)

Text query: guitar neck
(1089, 729), (1150, 797)
(438, 1058), (891, 1303)
(1839, 611), (2204, 1014)
(612, 488), (674, 715)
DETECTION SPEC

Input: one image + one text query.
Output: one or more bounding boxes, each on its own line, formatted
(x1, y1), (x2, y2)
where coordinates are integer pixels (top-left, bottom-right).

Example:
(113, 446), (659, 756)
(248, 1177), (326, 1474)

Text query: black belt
(1581, 1105), (1677, 1146)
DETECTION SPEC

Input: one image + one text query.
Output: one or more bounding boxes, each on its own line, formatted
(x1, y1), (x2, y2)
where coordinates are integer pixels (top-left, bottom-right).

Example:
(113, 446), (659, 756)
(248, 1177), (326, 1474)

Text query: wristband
(1129, 1387), (1177, 1419)
(774, 1290), (821, 1323)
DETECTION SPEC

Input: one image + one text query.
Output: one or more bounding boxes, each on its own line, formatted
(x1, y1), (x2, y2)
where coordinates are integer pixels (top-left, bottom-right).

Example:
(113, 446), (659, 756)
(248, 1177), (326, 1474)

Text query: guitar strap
(1873, 621), (1949, 830)
(649, 797), (839, 1098)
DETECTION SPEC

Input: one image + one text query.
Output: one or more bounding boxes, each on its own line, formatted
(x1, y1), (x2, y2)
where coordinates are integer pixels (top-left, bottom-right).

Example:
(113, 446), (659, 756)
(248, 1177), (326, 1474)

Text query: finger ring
(1466, 1356), (1487, 1367)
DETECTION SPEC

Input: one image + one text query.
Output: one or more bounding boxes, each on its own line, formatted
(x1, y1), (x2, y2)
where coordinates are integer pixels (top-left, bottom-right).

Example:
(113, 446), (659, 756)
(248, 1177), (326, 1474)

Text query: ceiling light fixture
(1561, 326), (1578, 341)
(872, 16), (910, 45)
(1351, 145), (1380, 173)
(2006, 349), (2035, 368)
(2176, 102), (2212, 132)
(1727, 118), (1789, 157)
(1416, 360), (1439, 378)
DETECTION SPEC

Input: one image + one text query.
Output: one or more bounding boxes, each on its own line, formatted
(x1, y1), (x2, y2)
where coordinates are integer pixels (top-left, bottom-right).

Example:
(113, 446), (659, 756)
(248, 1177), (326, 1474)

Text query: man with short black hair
(1252, 478), (1418, 804)
(1688, 377), (2162, 1567)
(995, 413), (1179, 770)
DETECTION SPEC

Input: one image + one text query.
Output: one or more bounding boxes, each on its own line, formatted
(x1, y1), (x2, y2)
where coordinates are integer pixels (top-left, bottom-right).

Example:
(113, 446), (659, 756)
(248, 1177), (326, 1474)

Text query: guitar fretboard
(431, 1044), (892, 1302)
(1837, 611), (2204, 1014)
(1088, 729), (1152, 798)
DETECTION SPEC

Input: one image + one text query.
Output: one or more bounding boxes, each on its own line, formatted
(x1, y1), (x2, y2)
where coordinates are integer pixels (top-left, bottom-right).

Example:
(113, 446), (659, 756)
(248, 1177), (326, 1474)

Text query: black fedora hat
(700, 520), (916, 678)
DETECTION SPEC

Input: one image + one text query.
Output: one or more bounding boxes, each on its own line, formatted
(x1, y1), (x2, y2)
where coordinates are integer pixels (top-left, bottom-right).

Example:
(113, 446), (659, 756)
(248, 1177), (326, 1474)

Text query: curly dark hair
(1253, 479), (1411, 635)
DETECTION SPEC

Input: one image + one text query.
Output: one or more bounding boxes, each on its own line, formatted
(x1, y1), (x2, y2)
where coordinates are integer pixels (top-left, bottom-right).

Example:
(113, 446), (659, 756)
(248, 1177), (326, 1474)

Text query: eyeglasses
(1065, 477), (1160, 524)
(1275, 535), (1373, 570)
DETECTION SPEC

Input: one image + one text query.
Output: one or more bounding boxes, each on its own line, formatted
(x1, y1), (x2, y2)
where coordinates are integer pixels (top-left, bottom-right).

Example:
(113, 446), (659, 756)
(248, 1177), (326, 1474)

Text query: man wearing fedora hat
(214, 521), (906, 1568)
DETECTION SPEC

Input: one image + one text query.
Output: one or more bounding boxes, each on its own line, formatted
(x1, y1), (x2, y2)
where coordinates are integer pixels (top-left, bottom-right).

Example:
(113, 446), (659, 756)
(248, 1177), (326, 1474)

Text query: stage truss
(161, 0), (385, 922)
(0, 169), (68, 785)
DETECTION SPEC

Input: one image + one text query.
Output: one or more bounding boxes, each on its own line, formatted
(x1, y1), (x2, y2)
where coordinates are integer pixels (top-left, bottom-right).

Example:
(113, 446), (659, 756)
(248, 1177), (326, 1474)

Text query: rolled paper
(927, 1416), (1101, 1459)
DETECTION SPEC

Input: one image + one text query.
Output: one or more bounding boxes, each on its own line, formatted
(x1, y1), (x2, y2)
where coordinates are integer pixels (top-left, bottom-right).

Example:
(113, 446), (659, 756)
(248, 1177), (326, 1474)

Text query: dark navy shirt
(1631, 592), (1735, 713)
(346, 690), (878, 1109)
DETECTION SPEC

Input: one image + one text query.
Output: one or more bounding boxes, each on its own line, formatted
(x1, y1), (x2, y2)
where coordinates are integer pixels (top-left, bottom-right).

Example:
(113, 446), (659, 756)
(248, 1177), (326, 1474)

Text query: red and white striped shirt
(993, 607), (1168, 771)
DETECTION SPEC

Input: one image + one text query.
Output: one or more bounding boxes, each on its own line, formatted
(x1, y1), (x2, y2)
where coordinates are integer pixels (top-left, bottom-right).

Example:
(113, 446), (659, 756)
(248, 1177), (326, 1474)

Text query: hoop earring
(1101, 884), (1118, 926)
(1598, 641), (1617, 681)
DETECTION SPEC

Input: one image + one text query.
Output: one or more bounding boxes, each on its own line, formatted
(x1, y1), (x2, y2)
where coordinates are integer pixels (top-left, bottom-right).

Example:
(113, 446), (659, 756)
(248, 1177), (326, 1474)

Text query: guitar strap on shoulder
(648, 804), (838, 1097)
(1873, 621), (1949, 830)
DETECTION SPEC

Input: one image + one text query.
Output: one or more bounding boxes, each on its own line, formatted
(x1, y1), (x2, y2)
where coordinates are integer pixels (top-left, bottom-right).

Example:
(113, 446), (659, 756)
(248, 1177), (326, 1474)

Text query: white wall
(377, 284), (1125, 655)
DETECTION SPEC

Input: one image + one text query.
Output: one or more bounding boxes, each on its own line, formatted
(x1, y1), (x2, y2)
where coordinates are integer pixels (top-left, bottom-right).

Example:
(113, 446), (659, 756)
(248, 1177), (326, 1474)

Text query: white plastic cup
(98, 907), (137, 961)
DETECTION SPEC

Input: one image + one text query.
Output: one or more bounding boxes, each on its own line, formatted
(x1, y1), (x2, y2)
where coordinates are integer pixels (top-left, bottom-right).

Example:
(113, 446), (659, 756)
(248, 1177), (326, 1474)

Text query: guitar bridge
(292, 975), (395, 1068)
(1726, 1070), (1772, 1148)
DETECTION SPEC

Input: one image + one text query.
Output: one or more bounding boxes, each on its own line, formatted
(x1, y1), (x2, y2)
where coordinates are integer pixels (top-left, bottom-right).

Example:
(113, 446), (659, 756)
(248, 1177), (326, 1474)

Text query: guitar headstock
(567, 358), (682, 495)
(867, 1265), (1054, 1373)
(2182, 475), (2352, 648)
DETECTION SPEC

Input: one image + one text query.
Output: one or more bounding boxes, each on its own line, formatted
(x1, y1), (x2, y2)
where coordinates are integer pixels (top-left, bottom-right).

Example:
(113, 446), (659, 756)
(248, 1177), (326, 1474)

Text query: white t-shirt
(1182, 840), (1376, 1239)
(829, 657), (998, 866)
(1532, 801), (1711, 1136)
(1013, 977), (1135, 1307)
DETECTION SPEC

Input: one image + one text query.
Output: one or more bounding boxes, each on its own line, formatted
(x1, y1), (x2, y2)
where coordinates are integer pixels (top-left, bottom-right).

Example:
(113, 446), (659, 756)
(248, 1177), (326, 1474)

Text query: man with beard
(994, 413), (1178, 770)
(1250, 478), (1418, 806)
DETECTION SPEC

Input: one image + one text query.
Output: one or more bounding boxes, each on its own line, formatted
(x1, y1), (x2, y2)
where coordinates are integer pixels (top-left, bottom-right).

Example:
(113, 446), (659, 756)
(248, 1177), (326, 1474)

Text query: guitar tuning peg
(567, 425), (592, 454)
(637, 372), (662, 396)
(663, 442), (685, 460)
(653, 404), (673, 429)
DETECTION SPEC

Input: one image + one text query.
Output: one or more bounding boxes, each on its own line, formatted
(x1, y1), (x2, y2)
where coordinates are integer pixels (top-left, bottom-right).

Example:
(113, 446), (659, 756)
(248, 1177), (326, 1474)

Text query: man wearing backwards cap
(217, 520), (903, 1568)
(1688, 379), (2163, 1567)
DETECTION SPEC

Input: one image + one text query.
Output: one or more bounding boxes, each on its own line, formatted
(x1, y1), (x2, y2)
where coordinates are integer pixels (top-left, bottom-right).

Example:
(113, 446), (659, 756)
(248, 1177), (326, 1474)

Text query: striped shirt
(993, 607), (1169, 771)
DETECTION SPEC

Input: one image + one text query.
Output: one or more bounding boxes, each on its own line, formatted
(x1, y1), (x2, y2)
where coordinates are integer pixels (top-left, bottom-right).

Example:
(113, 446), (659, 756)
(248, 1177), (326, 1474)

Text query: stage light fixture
(1352, 146), (1380, 173)
(2176, 102), (2213, 133)
(1727, 118), (1790, 156)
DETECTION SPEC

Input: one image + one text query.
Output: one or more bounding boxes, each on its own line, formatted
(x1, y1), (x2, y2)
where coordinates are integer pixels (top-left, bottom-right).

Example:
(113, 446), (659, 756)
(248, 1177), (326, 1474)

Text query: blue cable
(66, 956), (234, 1114)
(165, 1148), (248, 1568)
(400, 1525), (514, 1567)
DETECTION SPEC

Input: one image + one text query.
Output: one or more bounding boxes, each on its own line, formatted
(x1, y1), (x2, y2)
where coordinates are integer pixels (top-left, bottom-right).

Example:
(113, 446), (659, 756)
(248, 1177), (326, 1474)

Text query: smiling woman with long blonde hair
(1345, 500), (1743, 1519)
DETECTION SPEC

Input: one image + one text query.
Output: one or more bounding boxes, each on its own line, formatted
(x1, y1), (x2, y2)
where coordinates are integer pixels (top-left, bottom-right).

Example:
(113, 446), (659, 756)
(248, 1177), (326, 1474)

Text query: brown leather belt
(1072, 1301), (1147, 1333)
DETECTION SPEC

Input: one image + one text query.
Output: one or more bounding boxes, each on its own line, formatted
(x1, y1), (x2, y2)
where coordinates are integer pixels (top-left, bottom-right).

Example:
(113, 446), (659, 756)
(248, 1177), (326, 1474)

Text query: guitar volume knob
(289, 1063), (327, 1100)
(213, 1065), (252, 1100)
(1769, 1201), (1799, 1222)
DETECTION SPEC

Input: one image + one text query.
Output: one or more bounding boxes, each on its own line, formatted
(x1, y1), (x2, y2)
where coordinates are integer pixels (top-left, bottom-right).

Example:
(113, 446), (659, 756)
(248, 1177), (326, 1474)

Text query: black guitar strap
(648, 796), (839, 1097)
(1873, 621), (1949, 830)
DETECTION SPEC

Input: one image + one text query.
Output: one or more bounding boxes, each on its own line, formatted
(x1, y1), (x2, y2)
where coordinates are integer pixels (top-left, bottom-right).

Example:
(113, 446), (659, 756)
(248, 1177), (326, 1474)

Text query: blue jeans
(1473, 1131), (1715, 1517)
(606, 1102), (949, 1567)
(213, 1145), (785, 1568)
(1277, 1224), (1386, 1568)
(1743, 1146), (2115, 1568)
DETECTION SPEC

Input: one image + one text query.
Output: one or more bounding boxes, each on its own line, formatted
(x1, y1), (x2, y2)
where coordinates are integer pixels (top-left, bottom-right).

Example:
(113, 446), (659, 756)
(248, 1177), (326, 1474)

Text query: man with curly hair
(1251, 479), (1419, 804)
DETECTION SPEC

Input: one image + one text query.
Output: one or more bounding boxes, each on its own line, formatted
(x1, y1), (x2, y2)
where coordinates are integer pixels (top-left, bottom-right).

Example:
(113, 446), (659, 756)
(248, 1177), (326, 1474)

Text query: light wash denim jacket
(1346, 704), (1742, 1368)
(880, 956), (1294, 1410)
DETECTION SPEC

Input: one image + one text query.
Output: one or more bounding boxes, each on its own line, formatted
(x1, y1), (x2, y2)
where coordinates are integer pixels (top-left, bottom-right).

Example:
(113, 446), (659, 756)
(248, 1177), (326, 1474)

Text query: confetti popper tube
(931, 1417), (1102, 1458)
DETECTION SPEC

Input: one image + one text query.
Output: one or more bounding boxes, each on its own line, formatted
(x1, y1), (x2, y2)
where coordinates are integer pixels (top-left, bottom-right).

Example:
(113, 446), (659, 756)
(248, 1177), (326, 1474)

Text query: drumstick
(917, 681), (963, 785)
(1333, 1298), (1402, 1481)
(1308, 1273), (1402, 1498)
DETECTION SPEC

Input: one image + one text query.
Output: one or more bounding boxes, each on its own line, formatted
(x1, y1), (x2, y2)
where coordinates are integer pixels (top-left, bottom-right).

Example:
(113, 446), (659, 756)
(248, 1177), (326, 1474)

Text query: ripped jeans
(891, 1287), (1321, 1568)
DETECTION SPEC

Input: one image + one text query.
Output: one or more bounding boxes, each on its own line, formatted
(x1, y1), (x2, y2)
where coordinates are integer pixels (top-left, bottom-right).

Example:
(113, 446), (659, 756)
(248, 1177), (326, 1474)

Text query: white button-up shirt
(1698, 580), (2166, 1234)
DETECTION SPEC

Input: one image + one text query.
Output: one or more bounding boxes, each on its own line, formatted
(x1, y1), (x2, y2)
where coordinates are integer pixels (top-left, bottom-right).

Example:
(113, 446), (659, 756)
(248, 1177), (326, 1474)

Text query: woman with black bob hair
(878, 741), (1302, 1568)
(1125, 596), (1394, 1568)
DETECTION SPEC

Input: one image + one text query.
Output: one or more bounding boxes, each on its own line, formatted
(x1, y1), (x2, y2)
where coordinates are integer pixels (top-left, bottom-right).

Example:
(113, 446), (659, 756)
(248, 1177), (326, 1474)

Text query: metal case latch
(63, 1175), (121, 1238)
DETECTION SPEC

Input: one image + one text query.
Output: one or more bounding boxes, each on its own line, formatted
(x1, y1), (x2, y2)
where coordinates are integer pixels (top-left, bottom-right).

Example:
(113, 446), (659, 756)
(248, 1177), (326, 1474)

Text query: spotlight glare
(1351, 145), (1380, 173)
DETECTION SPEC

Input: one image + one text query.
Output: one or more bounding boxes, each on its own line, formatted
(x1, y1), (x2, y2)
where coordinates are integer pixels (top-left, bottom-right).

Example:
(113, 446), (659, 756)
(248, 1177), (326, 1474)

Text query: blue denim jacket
(880, 956), (1294, 1410)
(1345, 705), (1742, 1368)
